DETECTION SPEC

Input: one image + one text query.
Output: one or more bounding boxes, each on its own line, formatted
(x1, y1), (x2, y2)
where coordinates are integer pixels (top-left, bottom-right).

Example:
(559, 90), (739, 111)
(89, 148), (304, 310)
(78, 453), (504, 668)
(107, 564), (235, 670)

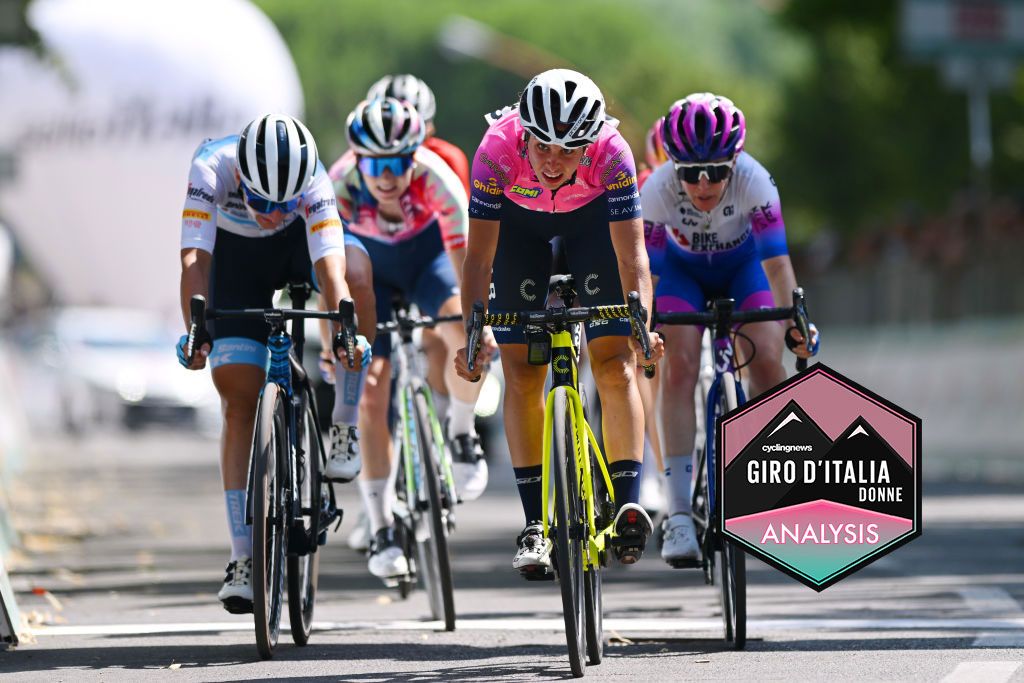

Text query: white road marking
(957, 587), (1023, 616)
(30, 616), (1024, 638)
(972, 632), (1024, 648)
(941, 661), (1022, 683)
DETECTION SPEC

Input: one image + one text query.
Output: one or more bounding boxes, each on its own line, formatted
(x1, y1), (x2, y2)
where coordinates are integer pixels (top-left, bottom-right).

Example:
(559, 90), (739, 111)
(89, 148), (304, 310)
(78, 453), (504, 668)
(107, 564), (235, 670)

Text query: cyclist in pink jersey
(328, 98), (490, 582)
(455, 69), (664, 574)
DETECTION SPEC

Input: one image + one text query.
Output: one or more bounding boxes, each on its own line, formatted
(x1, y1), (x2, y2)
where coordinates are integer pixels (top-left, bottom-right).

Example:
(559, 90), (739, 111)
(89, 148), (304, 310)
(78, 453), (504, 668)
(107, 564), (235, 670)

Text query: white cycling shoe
(217, 557), (254, 614)
(368, 527), (409, 579)
(326, 424), (361, 482)
(450, 433), (488, 502)
(512, 522), (553, 579)
(661, 512), (701, 568)
(347, 508), (371, 553)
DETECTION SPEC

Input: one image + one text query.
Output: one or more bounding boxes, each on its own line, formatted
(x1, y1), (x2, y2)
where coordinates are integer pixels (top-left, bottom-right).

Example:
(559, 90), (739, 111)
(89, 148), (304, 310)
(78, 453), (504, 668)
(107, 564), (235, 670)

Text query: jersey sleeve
(598, 134), (642, 222)
(304, 163), (347, 262)
(328, 152), (358, 224)
(421, 150), (469, 251)
(745, 168), (788, 259)
(179, 152), (221, 254)
(468, 131), (511, 221)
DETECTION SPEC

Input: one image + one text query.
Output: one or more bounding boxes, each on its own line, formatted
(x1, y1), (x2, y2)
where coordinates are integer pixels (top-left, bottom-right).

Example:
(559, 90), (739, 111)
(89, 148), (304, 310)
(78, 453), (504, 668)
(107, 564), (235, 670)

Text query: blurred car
(22, 306), (220, 434)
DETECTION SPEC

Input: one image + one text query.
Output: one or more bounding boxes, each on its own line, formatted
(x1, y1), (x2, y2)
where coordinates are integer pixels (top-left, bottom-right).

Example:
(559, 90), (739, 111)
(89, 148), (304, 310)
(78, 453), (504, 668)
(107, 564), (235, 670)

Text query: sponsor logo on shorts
(182, 209), (211, 221)
(310, 218), (342, 233)
(584, 274), (600, 296)
(473, 177), (504, 196)
(509, 184), (542, 199)
(519, 278), (537, 302)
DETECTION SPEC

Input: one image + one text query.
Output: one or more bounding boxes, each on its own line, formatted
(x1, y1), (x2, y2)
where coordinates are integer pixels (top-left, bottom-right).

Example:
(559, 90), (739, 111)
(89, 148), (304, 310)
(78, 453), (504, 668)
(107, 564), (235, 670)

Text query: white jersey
(179, 136), (347, 262)
(641, 151), (788, 266)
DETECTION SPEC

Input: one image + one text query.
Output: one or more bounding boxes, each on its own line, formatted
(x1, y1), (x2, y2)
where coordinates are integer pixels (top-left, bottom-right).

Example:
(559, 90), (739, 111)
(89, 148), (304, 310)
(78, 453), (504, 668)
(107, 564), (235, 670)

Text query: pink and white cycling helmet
(518, 69), (606, 148)
(645, 116), (668, 168)
(662, 93), (746, 163)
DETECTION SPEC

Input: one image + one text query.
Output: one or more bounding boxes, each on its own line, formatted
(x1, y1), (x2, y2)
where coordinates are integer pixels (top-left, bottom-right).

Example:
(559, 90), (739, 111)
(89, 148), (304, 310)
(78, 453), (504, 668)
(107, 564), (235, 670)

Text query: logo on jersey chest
(473, 177), (504, 196)
(187, 183), (215, 203)
(479, 152), (511, 185)
(723, 205), (735, 217)
(509, 184), (542, 199)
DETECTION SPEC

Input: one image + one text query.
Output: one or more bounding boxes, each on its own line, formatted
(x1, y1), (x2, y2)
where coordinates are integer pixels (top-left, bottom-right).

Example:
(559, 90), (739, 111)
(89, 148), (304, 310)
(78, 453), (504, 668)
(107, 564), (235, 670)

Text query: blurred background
(0, 0), (1022, 484)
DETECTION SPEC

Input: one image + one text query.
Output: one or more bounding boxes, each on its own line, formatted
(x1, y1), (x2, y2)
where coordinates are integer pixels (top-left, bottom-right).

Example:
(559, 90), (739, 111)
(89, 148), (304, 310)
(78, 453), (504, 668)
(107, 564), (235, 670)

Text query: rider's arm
(609, 217), (654, 317)
(179, 247), (211, 329)
(460, 218), (499, 316)
(420, 147), (470, 286)
(762, 255), (799, 309)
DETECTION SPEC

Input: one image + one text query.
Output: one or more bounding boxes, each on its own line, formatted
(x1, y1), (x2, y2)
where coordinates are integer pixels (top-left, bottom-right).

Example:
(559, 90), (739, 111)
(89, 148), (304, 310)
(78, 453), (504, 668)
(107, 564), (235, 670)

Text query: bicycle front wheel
(413, 388), (456, 631)
(716, 373), (746, 648)
(252, 383), (288, 659)
(552, 388), (586, 678)
(288, 389), (323, 645)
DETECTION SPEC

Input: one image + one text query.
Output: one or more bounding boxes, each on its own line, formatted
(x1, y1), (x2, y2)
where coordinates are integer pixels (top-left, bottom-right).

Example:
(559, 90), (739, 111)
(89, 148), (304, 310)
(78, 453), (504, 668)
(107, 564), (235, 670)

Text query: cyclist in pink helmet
(638, 117), (668, 190)
(642, 93), (818, 567)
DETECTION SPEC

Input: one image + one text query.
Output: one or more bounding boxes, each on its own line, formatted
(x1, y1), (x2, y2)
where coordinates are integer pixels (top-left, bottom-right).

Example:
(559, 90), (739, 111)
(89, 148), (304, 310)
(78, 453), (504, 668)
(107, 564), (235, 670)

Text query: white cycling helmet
(346, 97), (426, 156)
(237, 114), (318, 202)
(517, 69), (606, 148)
(367, 74), (437, 123)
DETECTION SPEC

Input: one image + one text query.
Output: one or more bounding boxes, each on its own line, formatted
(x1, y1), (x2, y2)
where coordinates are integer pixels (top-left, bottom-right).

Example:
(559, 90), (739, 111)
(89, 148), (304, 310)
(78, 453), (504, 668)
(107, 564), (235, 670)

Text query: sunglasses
(241, 183), (300, 214)
(675, 162), (732, 184)
(358, 155), (414, 178)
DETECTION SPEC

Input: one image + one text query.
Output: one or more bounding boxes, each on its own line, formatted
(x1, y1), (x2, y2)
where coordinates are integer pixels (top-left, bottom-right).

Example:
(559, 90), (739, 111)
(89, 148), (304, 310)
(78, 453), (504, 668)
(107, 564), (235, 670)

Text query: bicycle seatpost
(187, 295), (207, 365)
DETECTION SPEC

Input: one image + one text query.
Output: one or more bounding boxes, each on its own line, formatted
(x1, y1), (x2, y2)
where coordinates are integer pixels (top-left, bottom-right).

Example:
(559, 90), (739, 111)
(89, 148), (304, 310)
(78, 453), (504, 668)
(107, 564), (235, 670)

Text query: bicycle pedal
(519, 566), (555, 582)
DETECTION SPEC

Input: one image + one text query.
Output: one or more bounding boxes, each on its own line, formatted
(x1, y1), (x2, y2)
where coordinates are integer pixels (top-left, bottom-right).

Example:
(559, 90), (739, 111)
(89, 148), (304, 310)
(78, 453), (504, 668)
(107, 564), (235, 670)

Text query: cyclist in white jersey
(178, 114), (371, 613)
(641, 94), (818, 566)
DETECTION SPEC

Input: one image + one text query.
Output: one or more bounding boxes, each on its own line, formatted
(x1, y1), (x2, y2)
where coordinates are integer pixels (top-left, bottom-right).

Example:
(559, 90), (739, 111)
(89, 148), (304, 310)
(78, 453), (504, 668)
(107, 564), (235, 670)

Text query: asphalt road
(2, 429), (1023, 681)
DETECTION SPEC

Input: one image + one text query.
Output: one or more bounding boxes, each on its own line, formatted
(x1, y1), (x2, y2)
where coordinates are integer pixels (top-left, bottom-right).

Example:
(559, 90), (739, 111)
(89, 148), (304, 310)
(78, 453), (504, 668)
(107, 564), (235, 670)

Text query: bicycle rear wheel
(552, 388), (586, 678)
(252, 383), (287, 659)
(288, 389), (322, 645)
(413, 388), (456, 631)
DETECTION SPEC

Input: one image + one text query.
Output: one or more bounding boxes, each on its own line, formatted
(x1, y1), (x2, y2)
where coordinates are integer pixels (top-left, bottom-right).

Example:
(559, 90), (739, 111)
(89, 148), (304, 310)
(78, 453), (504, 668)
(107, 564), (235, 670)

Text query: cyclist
(454, 69), (665, 574)
(368, 73), (470, 195)
(640, 93), (818, 566)
(328, 97), (489, 582)
(638, 116), (668, 190)
(177, 114), (372, 613)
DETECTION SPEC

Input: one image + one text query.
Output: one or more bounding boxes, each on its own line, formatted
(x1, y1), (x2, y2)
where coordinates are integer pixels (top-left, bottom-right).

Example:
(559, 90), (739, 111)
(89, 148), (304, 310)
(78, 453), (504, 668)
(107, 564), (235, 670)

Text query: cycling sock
(224, 489), (252, 561)
(332, 361), (369, 426)
(665, 454), (694, 516)
(446, 396), (477, 439)
(609, 459), (643, 511)
(513, 465), (544, 525)
(357, 477), (391, 535)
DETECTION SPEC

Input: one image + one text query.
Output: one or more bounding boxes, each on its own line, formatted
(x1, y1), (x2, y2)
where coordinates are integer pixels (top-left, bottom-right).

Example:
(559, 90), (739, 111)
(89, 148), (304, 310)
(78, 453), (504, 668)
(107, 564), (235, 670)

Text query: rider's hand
(629, 330), (665, 367)
(454, 345), (484, 383)
(480, 326), (498, 366)
(785, 323), (820, 359)
(176, 332), (211, 370)
(334, 333), (372, 370)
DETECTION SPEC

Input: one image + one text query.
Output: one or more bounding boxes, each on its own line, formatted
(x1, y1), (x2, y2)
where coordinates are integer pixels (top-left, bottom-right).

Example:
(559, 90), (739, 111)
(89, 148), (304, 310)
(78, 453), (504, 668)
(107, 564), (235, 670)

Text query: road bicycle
(655, 288), (810, 650)
(187, 283), (347, 659)
(377, 299), (462, 631)
(466, 276), (654, 678)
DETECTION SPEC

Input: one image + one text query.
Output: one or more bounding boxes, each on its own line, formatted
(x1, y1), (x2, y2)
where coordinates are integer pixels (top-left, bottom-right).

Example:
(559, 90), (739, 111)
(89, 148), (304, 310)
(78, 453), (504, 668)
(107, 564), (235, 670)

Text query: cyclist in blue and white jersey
(178, 114), (372, 613)
(641, 94), (818, 566)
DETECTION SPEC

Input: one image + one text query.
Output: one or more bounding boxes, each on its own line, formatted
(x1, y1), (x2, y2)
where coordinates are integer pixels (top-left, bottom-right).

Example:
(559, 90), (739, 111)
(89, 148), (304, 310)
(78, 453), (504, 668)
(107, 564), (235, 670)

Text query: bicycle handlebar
(465, 291), (654, 375)
(376, 313), (462, 334)
(655, 288), (812, 371)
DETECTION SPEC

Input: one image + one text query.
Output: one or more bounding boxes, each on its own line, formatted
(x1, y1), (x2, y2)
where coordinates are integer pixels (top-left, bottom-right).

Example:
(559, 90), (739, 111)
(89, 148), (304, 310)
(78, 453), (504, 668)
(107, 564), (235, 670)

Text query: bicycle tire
(584, 448), (607, 664)
(413, 388), (456, 631)
(552, 388), (586, 678)
(715, 373), (746, 648)
(252, 383), (287, 659)
(288, 391), (322, 645)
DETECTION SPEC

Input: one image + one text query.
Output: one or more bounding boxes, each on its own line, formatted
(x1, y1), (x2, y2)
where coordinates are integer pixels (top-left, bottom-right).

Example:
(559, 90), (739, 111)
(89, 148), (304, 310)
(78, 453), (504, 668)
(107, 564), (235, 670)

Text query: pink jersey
(468, 111), (642, 222)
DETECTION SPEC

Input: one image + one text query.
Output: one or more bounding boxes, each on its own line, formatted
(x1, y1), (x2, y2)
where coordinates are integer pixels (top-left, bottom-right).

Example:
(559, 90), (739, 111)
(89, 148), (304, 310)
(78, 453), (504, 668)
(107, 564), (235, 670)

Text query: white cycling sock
(431, 390), (450, 425)
(447, 396), (477, 439)
(224, 489), (252, 561)
(332, 361), (369, 426)
(357, 477), (391, 535)
(665, 454), (694, 517)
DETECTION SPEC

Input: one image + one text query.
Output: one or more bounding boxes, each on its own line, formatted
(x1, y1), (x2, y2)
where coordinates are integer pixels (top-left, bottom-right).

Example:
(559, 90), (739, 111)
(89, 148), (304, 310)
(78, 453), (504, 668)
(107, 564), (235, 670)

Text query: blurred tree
(0, 0), (41, 50)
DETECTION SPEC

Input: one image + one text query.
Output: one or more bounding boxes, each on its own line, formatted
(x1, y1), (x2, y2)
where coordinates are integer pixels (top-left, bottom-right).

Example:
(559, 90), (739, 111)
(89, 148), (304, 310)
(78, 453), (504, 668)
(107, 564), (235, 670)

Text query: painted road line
(957, 587), (1022, 615)
(941, 661), (1022, 683)
(972, 632), (1024, 648)
(31, 616), (1024, 638)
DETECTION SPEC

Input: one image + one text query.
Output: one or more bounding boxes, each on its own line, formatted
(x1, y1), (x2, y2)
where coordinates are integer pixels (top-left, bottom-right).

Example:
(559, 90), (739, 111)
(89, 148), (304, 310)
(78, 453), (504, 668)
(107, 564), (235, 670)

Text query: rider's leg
(421, 327), (449, 416)
(357, 355), (395, 533)
(737, 319), (786, 398)
(500, 343), (548, 522)
(658, 323), (703, 516)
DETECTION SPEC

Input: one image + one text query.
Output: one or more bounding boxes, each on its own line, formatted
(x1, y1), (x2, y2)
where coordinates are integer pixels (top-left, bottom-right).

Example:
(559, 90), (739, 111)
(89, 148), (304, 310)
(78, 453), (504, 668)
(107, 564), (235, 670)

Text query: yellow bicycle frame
(540, 329), (617, 571)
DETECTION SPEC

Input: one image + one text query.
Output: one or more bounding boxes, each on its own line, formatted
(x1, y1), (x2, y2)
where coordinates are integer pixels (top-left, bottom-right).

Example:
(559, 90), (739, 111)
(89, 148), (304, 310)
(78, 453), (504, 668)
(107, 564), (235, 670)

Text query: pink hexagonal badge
(718, 363), (922, 591)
